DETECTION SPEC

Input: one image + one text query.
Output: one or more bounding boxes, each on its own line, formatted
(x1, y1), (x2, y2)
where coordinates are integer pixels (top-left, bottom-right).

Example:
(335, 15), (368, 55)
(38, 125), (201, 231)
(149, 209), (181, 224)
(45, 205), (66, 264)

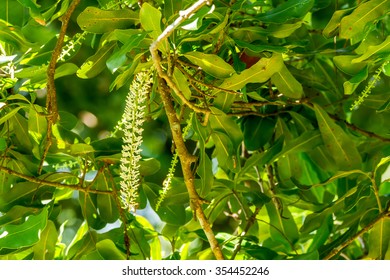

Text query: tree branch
(323, 209), (390, 260)
(158, 79), (224, 259)
(0, 165), (112, 195)
(39, 0), (81, 174)
(149, 0), (211, 120)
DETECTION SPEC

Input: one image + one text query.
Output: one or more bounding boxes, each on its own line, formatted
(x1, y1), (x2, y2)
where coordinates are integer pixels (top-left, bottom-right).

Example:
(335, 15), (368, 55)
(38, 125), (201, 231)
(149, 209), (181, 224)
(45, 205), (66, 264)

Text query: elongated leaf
(106, 33), (147, 73)
(272, 64), (303, 99)
(322, 9), (352, 38)
(96, 239), (126, 260)
(0, 207), (48, 249)
(77, 7), (138, 34)
(77, 42), (115, 79)
(257, 0), (314, 23)
(343, 67), (368, 95)
(209, 107), (243, 150)
(333, 55), (367, 75)
(164, 0), (182, 21)
(340, 0), (390, 39)
(184, 52), (235, 79)
(214, 53), (284, 111)
(193, 117), (213, 196)
(352, 36), (390, 63)
(211, 131), (233, 168)
(243, 116), (276, 151)
(140, 3), (162, 40)
(33, 220), (57, 260)
(79, 193), (106, 230)
(368, 217), (390, 259)
(95, 171), (119, 224)
(276, 130), (323, 159)
(173, 68), (191, 100)
(314, 104), (362, 170)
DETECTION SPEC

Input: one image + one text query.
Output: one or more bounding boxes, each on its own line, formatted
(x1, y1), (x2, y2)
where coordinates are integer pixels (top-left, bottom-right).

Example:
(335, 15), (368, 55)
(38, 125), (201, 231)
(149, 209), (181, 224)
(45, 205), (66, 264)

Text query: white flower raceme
(119, 71), (152, 212)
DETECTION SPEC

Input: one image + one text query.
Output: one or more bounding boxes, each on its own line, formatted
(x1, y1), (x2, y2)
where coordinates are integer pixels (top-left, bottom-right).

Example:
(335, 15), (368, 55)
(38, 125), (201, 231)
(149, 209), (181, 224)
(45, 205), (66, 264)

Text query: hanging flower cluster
(119, 70), (152, 212)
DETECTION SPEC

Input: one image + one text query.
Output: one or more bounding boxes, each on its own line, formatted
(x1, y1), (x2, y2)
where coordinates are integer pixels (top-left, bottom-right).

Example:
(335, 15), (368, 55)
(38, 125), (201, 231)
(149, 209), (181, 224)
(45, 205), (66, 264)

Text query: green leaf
(139, 158), (161, 176)
(340, 0), (390, 39)
(173, 68), (191, 100)
(77, 42), (116, 79)
(140, 3), (162, 40)
(0, 207), (48, 249)
(95, 172), (119, 224)
(333, 55), (367, 75)
(368, 217), (390, 260)
(106, 32), (147, 73)
(257, 0), (314, 23)
(79, 193), (106, 230)
(242, 116), (276, 151)
(343, 67), (368, 95)
(214, 53), (284, 111)
(33, 220), (57, 260)
(322, 9), (352, 38)
(157, 205), (186, 226)
(267, 22), (303, 38)
(77, 7), (139, 34)
(183, 52), (235, 79)
(352, 36), (390, 63)
(96, 239), (126, 260)
(276, 130), (323, 159)
(209, 107), (243, 150)
(272, 64), (303, 99)
(314, 104), (362, 170)
(164, 0), (182, 21)
(211, 131), (233, 168)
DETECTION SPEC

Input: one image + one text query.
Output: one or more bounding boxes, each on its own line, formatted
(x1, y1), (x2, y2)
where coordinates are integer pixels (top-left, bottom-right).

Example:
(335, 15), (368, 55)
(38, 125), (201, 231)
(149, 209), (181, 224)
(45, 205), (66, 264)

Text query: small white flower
(119, 71), (152, 212)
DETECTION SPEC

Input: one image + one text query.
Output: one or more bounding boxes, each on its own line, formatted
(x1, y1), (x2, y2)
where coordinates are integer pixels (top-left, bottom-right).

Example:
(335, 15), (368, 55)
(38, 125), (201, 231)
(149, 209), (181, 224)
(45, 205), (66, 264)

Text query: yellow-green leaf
(272, 64), (303, 99)
(183, 51), (235, 79)
(77, 7), (139, 34)
(340, 0), (390, 39)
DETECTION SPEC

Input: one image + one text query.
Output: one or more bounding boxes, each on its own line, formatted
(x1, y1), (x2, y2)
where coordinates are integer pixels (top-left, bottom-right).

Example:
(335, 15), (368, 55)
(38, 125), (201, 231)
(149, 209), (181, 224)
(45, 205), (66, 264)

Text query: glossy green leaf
(340, 0), (390, 39)
(343, 67), (368, 95)
(77, 7), (139, 34)
(267, 22), (303, 38)
(183, 52), (235, 79)
(368, 217), (390, 260)
(352, 36), (390, 63)
(173, 68), (191, 100)
(140, 3), (162, 40)
(157, 205), (186, 226)
(79, 193), (106, 230)
(95, 171), (119, 224)
(209, 107), (243, 150)
(243, 116), (276, 151)
(164, 0), (182, 21)
(193, 116), (213, 196)
(0, 207), (48, 249)
(333, 55), (367, 75)
(257, 0), (314, 23)
(314, 104), (362, 170)
(33, 220), (57, 260)
(106, 32), (147, 73)
(214, 53), (283, 111)
(211, 131), (233, 168)
(272, 64), (303, 99)
(77, 42), (116, 79)
(139, 158), (161, 176)
(96, 239), (126, 260)
(322, 9), (352, 38)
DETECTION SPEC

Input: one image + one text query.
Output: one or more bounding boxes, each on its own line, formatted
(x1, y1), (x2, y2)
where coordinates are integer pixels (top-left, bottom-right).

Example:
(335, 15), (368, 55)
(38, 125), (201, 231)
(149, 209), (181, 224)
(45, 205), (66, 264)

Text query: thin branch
(39, 0), (81, 174)
(158, 79), (224, 260)
(150, 0), (211, 120)
(0, 166), (112, 195)
(323, 209), (390, 260)
(230, 207), (260, 260)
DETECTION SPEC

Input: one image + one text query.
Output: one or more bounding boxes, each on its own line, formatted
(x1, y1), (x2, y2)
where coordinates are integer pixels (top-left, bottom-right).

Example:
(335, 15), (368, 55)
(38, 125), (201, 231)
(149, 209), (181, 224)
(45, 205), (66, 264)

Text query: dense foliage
(0, 0), (389, 260)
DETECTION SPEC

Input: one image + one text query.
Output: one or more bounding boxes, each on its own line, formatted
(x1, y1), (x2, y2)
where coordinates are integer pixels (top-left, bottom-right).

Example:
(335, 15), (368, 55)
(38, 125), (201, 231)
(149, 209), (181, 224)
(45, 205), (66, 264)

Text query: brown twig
(158, 79), (224, 259)
(149, 0), (211, 120)
(38, 0), (81, 174)
(150, 0), (224, 260)
(0, 165), (112, 195)
(323, 209), (390, 260)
